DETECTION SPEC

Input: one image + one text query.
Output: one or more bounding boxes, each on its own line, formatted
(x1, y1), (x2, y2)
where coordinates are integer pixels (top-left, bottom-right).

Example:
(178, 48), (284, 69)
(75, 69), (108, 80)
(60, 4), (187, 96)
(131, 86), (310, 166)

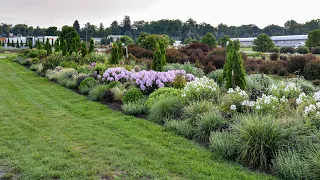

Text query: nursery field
(0, 58), (273, 179)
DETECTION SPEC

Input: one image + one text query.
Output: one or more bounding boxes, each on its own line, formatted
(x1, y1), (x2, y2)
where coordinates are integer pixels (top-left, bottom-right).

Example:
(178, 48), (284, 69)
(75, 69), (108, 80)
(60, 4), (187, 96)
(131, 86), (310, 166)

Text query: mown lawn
(0, 59), (275, 180)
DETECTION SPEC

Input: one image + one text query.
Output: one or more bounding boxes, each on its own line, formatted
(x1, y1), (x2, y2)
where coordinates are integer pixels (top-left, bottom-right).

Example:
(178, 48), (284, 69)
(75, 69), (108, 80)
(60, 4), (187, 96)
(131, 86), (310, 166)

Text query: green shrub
(235, 115), (291, 170)
(164, 63), (205, 78)
(270, 53), (279, 61)
(42, 54), (64, 72)
(88, 85), (110, 101)
(94, 62), (107, 74)
(220, 87), (249, 114)
(165, 120), (195, 139)
(77, 65), (94, 75)
(195, 111), (226, 141)
(287, 77), (316, 94)
(59, 60), (78, 69)
(145, 88), (181, 109)
(122, 87), (144, 104)
(210, 131), (238, 160)
(311, 47), (320, 54)
(246, 74), (273, 99)
(270, 47), (280, 53)
(122, 98), (148, 116)
(272, 150), (310, 180)
(304, 60), (320, 80)
(79, 77), (98, 95)
(182, 100), (216, 125)
(148, 97), (182, 124)
(297, 46), (309, 54)
(280, 47), (296, 54)
(206, 69), (224, 86)
(29, 64), (38, 71)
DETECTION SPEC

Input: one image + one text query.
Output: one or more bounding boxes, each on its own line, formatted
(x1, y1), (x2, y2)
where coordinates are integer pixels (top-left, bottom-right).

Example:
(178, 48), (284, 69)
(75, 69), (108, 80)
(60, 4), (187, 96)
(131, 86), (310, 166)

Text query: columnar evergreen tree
(61, 39), (68, 56)
(45, 38), (50, 51)
(89, 38), (94, 53)
(223, 40), (247, 90)
(151, 42), (166, 71)
(110, 42), (119, 64)
(36, 40), (42, 49)
(11, 40), (14, 47)
(20, 40), (23, 47)
(80, 42), (88, 58)
(1, 41), (4, 46)
(16, 39), (20, 48)
(7, 38), (9, 46)
(25, 40), (28, 47)
(47, 43), (52, 55)
(51, 39), (54, 46)
(28, 40), (32, 49)
(54, 38), (60, 52)
(117, 41), (123, 60)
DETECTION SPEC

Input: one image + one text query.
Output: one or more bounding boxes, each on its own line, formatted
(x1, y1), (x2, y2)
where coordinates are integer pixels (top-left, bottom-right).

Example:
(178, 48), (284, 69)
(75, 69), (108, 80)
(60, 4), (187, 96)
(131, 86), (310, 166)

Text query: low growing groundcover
(0, 59), (274, 179)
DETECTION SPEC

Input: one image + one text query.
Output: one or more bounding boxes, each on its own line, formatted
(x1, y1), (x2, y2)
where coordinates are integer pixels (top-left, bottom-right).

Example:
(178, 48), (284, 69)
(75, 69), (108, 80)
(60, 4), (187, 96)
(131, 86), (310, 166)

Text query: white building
(233, 35), (308, 47)
(107, 35), (123, 42)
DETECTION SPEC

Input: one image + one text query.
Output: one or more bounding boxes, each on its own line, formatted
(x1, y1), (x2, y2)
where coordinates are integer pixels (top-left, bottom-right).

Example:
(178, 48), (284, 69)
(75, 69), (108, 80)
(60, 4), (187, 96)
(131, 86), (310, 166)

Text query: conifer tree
(61, 39), (68, 56)
(54, 38), (60, 52)
(11, 40), (14, 47)
(223, 40), (247, 90)
(20, 40), (23, 47)
(117, 41), (123, 60)
(89, 38), (94, 53)
(151, 42), (166, 71)
(7, 38), (9, 46)
(110, 42), (119, 64)
(36, 40), (42, 49)
(28, 40), (33, 49)
(16, 39), (20, 48)
(45, 38), (50, 51)
(80, 42), (88, 58)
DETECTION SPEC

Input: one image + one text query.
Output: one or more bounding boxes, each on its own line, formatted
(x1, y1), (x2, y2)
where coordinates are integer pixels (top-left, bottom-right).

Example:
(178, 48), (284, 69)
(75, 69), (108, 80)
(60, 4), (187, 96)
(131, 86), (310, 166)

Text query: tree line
(1, 16), (319, 41)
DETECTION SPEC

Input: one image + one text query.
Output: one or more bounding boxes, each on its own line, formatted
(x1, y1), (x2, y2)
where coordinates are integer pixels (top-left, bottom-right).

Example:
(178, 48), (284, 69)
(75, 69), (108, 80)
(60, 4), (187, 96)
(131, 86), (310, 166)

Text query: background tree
(59, 26), (81, 55)
(110, 21), (120, 35)
(219, 35), (230, 47)
(201, 32), (217, 48)
(121, 16), (132, 34)
(137, 32), (149, 46)
(73, 20), (80, 34)
(33, 26), (45, 36)
(151, 42), (166, 71)
(140, 34), (169, 51)
(252, 33), (274, 52)
(120, 36), (134, 45)
(110, 42), (119, 64)
(80, 42), (88, 58)
(45, 26), (59, 36)
(223, 40), (247, 90)
(89, 38), (95, 53)
(100, 37), (108, 45)
(306, 29), (320, 48)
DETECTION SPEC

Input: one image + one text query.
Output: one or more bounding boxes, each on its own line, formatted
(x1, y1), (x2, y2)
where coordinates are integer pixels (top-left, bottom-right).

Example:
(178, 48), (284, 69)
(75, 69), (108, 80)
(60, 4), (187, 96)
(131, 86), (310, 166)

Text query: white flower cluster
(254, 94), (288, 112)
(270, 81), (301, 99)
(313, 91), (320, 101)
(227, 87), (248, 97)
(304, 102), (320, 117)
(296, 93), (307, 105)
(182, 77), (220, 101)
(230, 104), (237, 111)
(241, 100), (255, 107)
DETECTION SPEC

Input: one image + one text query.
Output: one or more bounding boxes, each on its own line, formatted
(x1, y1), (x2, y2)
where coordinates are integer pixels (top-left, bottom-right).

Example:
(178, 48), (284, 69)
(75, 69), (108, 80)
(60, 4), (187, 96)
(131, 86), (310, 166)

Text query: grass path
(0, 59), (274, 179)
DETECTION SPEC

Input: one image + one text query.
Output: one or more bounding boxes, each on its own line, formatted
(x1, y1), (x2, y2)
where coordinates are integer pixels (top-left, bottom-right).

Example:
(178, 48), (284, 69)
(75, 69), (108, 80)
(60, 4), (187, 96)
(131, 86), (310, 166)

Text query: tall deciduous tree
(252, 33), (274, 52)
(201, 32), (217, 48)
(306, 29), (320, 48)
(223, 40), (247, 90)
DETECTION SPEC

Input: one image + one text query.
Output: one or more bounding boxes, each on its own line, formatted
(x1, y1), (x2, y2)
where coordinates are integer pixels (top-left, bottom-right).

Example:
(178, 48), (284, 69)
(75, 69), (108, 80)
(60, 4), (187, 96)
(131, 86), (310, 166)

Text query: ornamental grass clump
(182, 77), (220, 103)
(148, 96), (182, 124)
(79, 77), (99, 95)
(122, 98), (148, 116)
(165, 120), (195, 139)
(235, 115), (292, 170)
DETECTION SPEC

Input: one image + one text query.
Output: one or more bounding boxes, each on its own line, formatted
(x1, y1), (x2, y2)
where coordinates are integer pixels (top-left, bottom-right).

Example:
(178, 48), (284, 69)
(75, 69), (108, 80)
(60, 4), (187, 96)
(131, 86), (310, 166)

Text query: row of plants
(7, 42), (320, 179)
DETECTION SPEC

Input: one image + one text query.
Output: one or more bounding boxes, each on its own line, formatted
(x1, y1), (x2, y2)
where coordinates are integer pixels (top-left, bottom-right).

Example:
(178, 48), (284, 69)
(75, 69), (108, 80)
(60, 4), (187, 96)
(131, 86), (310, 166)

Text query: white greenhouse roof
(232, 35), (308, 42)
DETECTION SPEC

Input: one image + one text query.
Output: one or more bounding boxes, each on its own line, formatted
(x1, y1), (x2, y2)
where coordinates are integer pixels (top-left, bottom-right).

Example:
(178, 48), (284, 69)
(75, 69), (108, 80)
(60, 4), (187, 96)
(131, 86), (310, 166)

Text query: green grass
(0, 59), (275, 179)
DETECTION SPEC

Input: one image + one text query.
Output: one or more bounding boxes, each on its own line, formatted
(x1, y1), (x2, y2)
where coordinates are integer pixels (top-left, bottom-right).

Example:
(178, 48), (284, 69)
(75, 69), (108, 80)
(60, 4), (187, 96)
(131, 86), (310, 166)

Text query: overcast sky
(0, 0), (319, 29)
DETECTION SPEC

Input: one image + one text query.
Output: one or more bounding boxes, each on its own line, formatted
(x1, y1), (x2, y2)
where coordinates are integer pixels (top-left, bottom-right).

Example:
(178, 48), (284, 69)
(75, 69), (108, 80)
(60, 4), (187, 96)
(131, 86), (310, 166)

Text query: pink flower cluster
(102, 67), (195, 91)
